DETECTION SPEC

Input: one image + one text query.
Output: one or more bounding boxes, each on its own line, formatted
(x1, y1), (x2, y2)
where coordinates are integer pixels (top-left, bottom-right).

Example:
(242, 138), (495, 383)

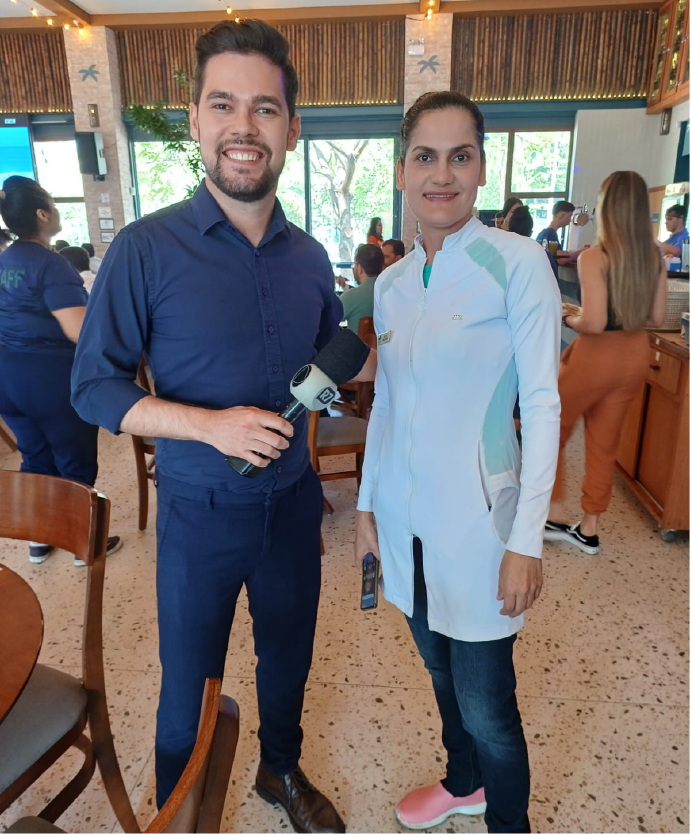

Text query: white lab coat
(357, 218), (561, 641)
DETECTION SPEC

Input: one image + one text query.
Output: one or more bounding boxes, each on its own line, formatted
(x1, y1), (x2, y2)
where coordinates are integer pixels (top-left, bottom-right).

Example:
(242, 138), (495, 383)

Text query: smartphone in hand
(361, 552), (379, 610)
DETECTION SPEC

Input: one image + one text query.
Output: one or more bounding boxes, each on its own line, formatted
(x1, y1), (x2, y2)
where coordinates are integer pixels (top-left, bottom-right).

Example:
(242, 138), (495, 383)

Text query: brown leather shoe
(255, 763), (346, 833)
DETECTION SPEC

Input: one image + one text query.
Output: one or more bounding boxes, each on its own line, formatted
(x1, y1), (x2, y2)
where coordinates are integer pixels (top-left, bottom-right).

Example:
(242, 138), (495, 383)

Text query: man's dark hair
(507, 206), (534, 238)
(666, 203), (688, 222)
(400, 91), (485, 161)
(383, 239), (405, 259)
(81, 242), (95, 258)
(354, 243), (384, 277)
(60, 245), (90, 273)
(553, 200), (575, 216)
(54, 239), (70, 251)
(194, 20), (299, 120)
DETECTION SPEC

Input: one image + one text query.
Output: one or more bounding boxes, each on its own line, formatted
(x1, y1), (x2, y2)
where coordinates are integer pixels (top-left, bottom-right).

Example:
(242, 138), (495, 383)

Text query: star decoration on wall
(79, 65), (99, 82)
(418, 55), (440, 74)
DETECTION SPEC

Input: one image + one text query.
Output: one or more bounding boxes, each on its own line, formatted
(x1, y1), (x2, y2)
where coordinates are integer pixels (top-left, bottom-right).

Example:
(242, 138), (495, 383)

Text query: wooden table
(0, 564), (43, 724)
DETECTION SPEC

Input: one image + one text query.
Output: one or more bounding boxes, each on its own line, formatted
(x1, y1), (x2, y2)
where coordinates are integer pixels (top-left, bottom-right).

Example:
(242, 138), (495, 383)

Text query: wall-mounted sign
(99, 218), (115, 231)
(100, 232), (115, 243)
(98, 207), (112, 219)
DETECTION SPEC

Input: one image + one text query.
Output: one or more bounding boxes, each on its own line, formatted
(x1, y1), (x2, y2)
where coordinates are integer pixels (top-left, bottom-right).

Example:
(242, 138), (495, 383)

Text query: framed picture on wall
(100, 231), (115, 243)
(99, 218), (115, 230)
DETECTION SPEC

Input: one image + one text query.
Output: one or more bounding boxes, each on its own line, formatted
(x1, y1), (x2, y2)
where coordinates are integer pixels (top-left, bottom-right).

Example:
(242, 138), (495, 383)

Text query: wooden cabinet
(647, 0), (689, 114)
(616, 332), (689, 538)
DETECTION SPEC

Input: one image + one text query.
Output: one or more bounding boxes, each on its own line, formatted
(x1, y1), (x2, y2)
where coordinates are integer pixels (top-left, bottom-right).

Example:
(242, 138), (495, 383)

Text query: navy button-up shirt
(71, 181), (343, 493)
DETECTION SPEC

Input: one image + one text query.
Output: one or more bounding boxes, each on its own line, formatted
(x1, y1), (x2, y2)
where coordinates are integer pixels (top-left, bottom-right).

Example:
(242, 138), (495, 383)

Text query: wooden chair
(336, 318), (376, 420)
(308, 410), (368, 491)
(132, 361), (156, 531)
(0, 417), (17, 452)
(0, 471), (137, 832)
(6, 678), (240, 834)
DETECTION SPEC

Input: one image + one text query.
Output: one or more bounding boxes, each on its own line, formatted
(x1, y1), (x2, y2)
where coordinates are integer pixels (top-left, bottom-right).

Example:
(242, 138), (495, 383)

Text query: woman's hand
(562, 302), (581, 319)
(354, 511), (380, 568)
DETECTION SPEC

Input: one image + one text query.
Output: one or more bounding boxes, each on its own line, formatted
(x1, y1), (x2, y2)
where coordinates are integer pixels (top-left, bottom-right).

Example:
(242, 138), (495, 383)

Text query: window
(134, 141), (199, 217)
(476, 129), (573, 239)
(276, 141), (306, 229)
(34, 140), (88, 247)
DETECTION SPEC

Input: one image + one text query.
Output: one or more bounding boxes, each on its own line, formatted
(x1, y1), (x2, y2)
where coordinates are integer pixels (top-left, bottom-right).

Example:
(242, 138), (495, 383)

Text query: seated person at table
(382, 238), (405, 268)
(658, 204), (688, 257)
(341, 243), (383, 335)
(60, 245), (96, 293)
(536, 201), (579, 263)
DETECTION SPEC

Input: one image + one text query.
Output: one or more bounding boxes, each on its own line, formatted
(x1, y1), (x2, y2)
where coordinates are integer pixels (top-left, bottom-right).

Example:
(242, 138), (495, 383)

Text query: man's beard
(205, 140), (281, 203)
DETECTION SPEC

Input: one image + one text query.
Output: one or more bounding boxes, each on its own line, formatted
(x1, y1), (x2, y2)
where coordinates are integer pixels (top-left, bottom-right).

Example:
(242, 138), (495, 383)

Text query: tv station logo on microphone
(317, 387), (336, 405)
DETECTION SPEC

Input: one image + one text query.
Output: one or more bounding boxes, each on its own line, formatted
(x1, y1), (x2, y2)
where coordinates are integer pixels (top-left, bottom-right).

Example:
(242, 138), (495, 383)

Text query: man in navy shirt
(72, 20), (371, 831)
(535, 200), (580, 272)
(659, 203), (688, 257)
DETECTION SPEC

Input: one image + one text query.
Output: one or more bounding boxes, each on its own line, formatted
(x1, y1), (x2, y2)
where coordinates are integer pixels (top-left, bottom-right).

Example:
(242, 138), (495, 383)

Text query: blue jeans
(154, 466), (323, 809)
(406, 537), (531, 834)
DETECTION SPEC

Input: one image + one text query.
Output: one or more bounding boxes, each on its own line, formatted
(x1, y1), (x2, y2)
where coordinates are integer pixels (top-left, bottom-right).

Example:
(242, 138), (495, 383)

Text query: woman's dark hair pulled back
(0, 176), (52, 238)
(400, 91), (485, 162)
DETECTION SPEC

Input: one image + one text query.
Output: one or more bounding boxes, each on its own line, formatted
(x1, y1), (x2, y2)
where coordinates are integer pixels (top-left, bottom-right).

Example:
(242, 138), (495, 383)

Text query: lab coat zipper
(406, 268), (428, 540)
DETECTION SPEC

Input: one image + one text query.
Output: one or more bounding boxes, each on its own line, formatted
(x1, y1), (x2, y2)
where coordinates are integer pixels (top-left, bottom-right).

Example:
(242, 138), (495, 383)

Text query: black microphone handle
(225, 398), (307, 478)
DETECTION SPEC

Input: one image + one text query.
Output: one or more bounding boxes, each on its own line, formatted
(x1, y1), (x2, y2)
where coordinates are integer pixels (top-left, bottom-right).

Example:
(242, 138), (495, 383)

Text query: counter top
(648, 330), (689, 360)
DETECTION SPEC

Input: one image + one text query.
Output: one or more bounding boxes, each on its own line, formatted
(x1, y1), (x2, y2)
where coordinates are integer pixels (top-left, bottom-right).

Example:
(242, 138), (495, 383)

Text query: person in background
(499, 196), (523, 230)
(507, 206), (533, 238)
(355, 91), (561, 834)
(82, 241), (102, 275)
(382, 238), (405, 268)
(0, 176), (121, 565)
(341, 242), (384, 334)
(54, 239), (70, 251)
(545, 172), (667, 555)
(494, 211), (504, 229)
(367, 216), (384, 246)
(536, 201), (579, 262)
(658, 204), (688, 257)
(61, 245), (96, 293)
(0, 228), (12, 252)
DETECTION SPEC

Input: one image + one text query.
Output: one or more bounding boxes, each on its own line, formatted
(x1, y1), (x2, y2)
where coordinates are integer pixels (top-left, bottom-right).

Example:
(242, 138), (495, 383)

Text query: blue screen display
(0, 126), (35, 183)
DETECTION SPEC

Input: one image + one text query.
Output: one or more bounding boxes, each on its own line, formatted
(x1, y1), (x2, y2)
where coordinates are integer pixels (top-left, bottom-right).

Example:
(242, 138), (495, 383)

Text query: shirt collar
(191, 179), (293, 244)
(414, 216), (482, 258)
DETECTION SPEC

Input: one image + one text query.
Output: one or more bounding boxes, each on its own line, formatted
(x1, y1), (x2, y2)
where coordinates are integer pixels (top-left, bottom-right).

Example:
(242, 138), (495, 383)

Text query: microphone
(226, 328), (371, 478)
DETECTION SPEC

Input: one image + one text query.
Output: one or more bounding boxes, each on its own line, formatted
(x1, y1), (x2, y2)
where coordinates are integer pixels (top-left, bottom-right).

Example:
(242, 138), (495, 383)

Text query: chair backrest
(357, 317), (376, 346)
(0, 470), (104, 566)
(146, 679), (240, 834)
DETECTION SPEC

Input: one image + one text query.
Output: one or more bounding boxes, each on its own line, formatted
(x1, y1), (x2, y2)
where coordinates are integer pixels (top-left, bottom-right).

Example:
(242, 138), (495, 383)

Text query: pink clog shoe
(396, 781), (486, 830)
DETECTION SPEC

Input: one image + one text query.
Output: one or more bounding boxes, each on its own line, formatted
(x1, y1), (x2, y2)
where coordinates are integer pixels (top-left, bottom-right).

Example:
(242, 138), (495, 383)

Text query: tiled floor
(0, 425), (688, 834)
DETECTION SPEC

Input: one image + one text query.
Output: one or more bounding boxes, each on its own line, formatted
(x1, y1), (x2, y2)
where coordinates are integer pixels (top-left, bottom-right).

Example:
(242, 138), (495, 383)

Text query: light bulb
(47, 17), (53, 24)
(64, 23), (70, 28)
(30, 7), (38, 15)
(226, 5), (232, 13)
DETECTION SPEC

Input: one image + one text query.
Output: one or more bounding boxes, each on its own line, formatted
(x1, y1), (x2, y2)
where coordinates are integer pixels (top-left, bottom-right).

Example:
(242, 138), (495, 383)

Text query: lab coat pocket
(487, 470), (520, 547)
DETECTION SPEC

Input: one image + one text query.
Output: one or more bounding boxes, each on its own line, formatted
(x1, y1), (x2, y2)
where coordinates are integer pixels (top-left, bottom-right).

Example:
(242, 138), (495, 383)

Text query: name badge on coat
(378, 330), (393, 346)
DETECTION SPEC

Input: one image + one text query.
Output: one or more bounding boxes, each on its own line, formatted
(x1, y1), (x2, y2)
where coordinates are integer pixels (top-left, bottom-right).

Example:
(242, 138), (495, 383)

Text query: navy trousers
(0, 346), (98, 486)
(154, 465), (323, 809)
(407, 537), (531, 834)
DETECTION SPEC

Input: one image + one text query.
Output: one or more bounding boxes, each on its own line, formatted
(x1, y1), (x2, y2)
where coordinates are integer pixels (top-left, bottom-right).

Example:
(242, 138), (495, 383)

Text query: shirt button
(262, 288), (269, 297)
(268, 326), (275, 334)
(277, 466), (282, 474)
(272, 364), (279, 373)
(255, 250), (260, 257)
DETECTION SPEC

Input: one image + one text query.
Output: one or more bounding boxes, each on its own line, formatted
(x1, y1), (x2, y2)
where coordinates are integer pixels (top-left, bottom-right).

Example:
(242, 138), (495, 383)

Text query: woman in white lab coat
(354, 92), (561, 834)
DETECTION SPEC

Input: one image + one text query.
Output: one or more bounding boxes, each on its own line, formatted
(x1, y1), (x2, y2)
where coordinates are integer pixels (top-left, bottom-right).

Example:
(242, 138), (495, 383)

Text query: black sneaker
(544, 521), (599, 555)
(74, 535), (123, 567)
(29, 542), (54, 565)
